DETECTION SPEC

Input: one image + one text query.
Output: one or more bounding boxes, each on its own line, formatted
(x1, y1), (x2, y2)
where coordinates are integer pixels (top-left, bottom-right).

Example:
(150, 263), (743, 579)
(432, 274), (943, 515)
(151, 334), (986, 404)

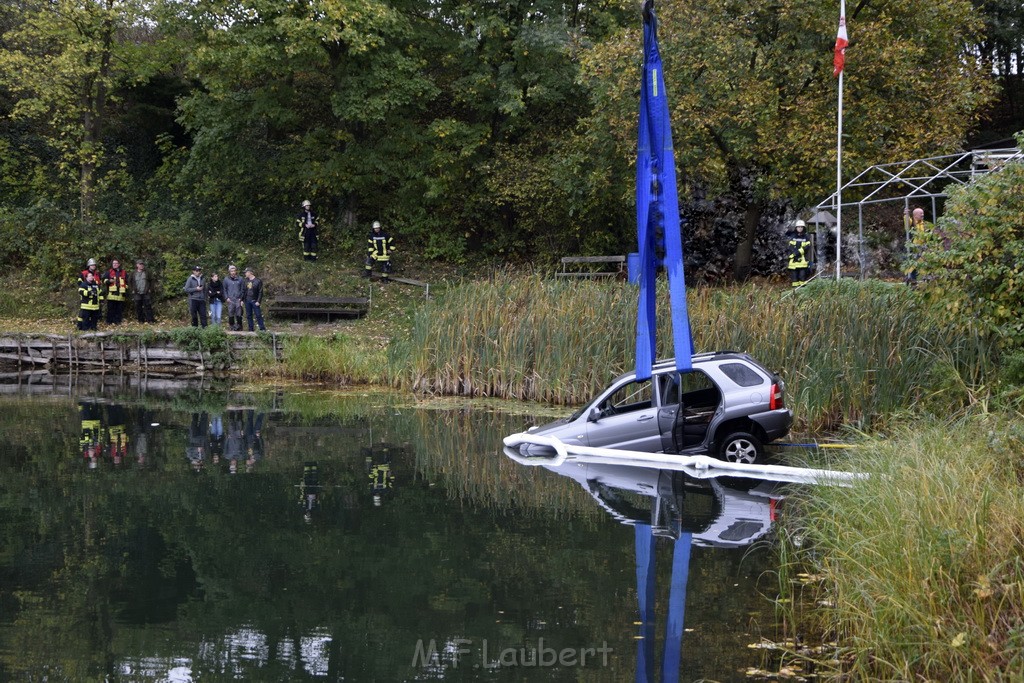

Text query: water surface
(0, 376), (781, 681)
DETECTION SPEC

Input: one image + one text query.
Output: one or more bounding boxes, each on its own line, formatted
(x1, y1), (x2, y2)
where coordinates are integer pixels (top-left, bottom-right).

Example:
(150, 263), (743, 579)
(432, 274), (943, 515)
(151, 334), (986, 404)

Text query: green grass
(776, 413), (1024, 680)
(389, 273), (993, 432)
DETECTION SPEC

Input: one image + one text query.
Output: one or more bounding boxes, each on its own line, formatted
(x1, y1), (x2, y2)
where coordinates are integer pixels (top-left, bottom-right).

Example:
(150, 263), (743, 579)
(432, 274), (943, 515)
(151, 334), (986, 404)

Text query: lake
(0, 374), (783, 681)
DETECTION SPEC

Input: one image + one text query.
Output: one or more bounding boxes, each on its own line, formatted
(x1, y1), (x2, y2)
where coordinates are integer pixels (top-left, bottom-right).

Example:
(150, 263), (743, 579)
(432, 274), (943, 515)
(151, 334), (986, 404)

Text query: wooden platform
(0, 332), (280, 374)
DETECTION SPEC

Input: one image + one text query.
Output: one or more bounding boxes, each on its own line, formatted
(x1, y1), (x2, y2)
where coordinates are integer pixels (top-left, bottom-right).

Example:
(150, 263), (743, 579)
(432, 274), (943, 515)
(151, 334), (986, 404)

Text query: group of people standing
(76, 202), (395, 331)
(183, 264), (266, 331)
(77, 258), (155, 330)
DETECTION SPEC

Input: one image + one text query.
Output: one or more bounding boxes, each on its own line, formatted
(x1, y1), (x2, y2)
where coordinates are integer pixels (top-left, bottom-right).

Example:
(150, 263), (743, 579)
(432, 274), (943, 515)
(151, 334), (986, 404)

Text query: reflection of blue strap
(662, 534), (691, 680)
(636, 6), (693, 381)
(634, 524), (657, 683)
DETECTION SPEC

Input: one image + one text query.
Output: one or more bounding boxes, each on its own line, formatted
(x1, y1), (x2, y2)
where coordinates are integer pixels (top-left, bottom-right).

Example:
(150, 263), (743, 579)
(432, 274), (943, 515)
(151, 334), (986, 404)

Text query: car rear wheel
(718, 431), (763, 465)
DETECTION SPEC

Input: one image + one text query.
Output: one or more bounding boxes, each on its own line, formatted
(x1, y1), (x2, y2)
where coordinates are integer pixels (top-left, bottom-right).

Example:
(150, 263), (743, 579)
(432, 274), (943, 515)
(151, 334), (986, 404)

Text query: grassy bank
(388, 273), (993, 432)
(776, 414), (1024, 680)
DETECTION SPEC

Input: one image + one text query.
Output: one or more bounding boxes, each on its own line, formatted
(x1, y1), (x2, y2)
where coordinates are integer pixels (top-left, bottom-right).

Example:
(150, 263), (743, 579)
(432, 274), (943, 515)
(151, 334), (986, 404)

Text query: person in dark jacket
(296, 199), (319, 261)
(103, 259), (128, 324)
(208, 272), (224, 326)
(244, 267), (266, 331)
(183, 265), (208, 327)
(223, 264), (245, 331)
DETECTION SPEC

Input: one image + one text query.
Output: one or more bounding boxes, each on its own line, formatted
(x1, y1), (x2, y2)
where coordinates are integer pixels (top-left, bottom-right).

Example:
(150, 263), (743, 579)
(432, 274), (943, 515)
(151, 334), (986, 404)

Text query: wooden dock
(0, 331), (281, 374)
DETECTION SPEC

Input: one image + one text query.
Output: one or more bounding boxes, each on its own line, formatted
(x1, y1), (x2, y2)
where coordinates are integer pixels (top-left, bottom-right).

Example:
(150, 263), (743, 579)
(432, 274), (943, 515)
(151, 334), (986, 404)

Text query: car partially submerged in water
(515, 352), (792, 464)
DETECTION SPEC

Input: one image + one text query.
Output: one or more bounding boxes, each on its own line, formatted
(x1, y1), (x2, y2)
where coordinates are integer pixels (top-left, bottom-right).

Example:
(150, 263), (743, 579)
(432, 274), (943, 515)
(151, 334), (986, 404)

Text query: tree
(579, 0), (995, 279)
(0, 0), (168, 220)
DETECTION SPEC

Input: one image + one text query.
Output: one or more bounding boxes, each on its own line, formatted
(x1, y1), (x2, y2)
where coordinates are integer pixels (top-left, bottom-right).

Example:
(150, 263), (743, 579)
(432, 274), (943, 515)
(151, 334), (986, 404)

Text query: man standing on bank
(224, 264), (245, 331)
(184, 265), (208, 328)
(364, 220), (395, 281)
(297, 199), (319, 261)
(132, 260), (155, 323)
(244, 267), (266, 332)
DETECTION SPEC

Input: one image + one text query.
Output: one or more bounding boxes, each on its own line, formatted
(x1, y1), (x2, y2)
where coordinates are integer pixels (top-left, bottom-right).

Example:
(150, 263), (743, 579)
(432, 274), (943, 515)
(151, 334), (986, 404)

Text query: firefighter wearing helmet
(787, 220), (813, 287)
(296, 199), (319, 261)
(364, 220), (395, 281)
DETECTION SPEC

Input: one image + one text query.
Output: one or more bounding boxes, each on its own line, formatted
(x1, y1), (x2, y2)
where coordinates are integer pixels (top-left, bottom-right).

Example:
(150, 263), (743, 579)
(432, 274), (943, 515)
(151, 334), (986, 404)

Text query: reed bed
(780, 414), (1024, 680)
(259, 334), (389, 384)
(392, 274), (993, 432)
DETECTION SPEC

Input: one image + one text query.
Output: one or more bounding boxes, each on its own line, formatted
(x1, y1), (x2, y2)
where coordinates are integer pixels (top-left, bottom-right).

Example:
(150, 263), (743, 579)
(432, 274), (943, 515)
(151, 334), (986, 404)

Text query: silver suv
(518, 352), (792, 463)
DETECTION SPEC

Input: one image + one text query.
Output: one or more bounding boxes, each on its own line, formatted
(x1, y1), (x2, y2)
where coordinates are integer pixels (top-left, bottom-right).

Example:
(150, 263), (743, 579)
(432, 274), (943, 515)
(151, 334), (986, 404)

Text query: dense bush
(918, 147), (1024, 348)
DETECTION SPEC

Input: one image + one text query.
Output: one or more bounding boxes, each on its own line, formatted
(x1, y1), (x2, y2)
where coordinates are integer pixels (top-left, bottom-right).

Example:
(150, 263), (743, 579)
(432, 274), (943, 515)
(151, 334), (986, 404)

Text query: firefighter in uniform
(296, 199), (319, 261)
(787, 220), (813, 288)
(77, 271), (103, 330)
(364, 221), (395, 281)
(103, 259), (128, 324)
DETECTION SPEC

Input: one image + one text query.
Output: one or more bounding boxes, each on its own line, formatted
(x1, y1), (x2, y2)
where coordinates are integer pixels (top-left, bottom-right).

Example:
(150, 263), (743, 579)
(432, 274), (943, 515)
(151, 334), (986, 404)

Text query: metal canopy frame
(811, 148), (1023, 278)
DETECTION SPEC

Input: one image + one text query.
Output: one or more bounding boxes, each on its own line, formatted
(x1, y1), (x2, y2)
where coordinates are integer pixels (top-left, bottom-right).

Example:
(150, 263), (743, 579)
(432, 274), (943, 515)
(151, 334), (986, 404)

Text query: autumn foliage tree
(578, 0), (995, 279)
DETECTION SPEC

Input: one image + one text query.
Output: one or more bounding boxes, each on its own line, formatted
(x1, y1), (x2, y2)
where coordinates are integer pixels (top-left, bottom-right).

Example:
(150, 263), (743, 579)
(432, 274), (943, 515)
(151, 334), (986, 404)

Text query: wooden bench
(268, 295), (369, 322)
(556, 255), (626, 278)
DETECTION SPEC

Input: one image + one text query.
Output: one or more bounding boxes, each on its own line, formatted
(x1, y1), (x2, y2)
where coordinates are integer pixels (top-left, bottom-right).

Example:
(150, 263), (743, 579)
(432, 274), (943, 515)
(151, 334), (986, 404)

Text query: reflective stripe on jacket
(367, 233), (394, 261)
(104, 268), (128, 301)
(788, 236), (811, 269)
(78, 280), (102, 310)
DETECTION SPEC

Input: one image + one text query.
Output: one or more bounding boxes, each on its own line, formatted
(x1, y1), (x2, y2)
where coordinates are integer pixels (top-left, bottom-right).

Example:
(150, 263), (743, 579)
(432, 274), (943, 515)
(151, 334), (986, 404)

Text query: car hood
(527, 416), (572, 435)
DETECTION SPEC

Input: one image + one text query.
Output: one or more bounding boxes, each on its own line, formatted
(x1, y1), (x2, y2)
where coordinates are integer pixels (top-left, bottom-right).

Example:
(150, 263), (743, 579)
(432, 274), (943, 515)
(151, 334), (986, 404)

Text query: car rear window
(719, 362), (765, 387)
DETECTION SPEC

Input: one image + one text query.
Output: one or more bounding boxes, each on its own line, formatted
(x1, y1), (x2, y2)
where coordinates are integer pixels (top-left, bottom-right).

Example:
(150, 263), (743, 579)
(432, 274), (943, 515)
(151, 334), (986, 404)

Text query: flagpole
(835, 69), (843, 282)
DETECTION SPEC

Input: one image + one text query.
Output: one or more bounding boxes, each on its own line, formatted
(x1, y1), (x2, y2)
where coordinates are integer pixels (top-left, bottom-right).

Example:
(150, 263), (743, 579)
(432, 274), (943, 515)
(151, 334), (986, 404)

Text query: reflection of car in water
(514, 353), (792, 464)
(506, 448), (781, 548)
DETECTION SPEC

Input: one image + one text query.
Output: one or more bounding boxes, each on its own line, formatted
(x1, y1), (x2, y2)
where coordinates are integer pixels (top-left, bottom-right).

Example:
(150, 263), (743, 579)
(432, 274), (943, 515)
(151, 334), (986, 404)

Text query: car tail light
(769, 383), (784, 410)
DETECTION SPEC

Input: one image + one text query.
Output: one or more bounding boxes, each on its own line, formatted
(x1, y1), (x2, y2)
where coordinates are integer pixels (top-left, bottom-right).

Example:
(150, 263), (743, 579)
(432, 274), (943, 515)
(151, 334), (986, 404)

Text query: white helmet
(372, 221), (381, 229)
(794, 220), (806, 228)
(301, 199), (311, 208)
(86, 258), (97, 267)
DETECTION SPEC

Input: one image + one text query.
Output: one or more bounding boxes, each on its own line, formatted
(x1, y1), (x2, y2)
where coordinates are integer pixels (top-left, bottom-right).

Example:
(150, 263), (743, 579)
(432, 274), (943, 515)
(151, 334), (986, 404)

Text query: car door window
(599, 379), (653, 416)
(659, 372), (679, 406)
(679, 370), (719, 412)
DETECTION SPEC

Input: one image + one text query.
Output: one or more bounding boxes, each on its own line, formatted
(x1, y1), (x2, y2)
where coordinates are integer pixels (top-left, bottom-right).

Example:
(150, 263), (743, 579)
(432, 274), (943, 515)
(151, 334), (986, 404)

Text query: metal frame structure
(812, 148), (1023, 278)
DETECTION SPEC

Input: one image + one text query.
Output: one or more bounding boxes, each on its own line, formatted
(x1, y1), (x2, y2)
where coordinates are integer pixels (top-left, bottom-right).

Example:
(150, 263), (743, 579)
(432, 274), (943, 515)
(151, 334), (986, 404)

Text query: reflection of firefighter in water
(365, 445), (396, 506)
(298, 461), (321, 523)
(79, 402), (102, 469)
(105, 404), (129, 465)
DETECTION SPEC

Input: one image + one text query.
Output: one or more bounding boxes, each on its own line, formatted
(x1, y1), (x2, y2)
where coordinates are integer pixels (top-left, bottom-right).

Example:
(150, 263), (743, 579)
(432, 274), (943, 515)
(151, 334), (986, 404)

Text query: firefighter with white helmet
(296, 199), (319, 261)
(787, 220), (813, 287)
(364, 220), (395, 281)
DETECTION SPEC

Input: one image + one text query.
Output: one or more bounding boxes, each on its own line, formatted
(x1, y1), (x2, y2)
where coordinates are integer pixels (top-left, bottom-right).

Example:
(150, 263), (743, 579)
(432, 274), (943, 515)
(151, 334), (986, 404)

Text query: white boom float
(503, 432), (868, 486)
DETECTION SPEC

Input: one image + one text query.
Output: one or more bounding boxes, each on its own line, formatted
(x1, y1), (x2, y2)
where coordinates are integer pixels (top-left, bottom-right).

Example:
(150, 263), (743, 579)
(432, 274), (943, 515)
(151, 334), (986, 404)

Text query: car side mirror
(588, 408), (601, 422)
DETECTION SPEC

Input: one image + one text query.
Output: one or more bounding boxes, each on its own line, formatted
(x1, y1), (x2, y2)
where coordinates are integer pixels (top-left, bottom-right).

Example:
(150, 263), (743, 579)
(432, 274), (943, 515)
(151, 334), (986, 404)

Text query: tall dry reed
(781, 414), (1024, 680)
(391, 274), (992, 432)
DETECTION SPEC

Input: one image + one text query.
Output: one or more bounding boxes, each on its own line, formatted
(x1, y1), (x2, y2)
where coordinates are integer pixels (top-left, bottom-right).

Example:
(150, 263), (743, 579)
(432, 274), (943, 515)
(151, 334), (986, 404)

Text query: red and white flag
(833, 0), (848, 77)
